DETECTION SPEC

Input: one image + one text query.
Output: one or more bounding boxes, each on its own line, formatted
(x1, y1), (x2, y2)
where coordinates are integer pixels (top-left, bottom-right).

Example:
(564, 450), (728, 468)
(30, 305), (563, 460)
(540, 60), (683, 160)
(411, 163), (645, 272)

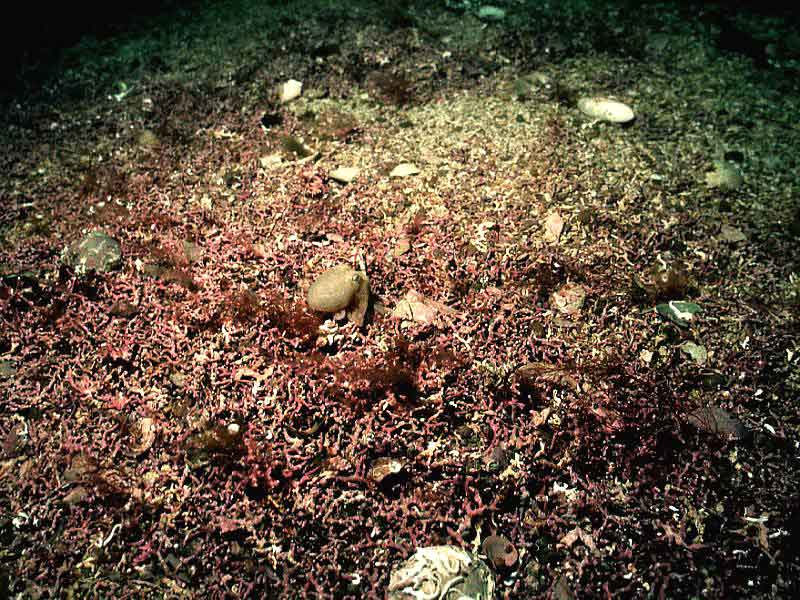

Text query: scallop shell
(64, 231), (122, 274)
(705, 160), (743, 190)
(130, 417), (157, 456)
(577, 97), (635, 123)
(389, 163), (420, 178)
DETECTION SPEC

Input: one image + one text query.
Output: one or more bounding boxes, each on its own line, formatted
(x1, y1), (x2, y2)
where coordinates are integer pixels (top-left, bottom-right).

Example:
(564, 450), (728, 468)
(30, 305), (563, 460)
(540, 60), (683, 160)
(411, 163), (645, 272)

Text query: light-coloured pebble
(279, 79), (303, 103)
(577, 97), (635, 123)
(389, 163), (420, 178)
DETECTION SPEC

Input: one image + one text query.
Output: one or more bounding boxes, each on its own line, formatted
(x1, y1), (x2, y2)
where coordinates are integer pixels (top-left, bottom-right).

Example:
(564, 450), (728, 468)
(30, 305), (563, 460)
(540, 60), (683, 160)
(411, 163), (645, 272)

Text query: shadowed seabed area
(1, 0), (799, 597)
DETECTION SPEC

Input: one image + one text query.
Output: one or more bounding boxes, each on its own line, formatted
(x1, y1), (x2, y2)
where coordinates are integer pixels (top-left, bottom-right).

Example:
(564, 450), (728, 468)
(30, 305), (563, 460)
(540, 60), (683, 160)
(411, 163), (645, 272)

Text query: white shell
(477, 6), (506, 20)
(279, 79), (303, 103)
(329, 166), (360, 183)
(577, 97), (635, 123)
(390, 163), (420, 178)
(387, 545), (495, 600)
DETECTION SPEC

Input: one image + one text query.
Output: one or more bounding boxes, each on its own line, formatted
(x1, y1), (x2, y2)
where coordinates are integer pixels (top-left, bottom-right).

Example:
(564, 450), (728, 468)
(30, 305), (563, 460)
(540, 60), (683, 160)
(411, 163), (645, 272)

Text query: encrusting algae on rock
(62, 231), (122, 275)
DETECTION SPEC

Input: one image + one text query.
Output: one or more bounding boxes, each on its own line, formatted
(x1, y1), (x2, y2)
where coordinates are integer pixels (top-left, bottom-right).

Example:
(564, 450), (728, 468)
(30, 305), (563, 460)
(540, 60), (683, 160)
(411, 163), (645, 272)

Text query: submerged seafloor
(1, 0), (799, 597)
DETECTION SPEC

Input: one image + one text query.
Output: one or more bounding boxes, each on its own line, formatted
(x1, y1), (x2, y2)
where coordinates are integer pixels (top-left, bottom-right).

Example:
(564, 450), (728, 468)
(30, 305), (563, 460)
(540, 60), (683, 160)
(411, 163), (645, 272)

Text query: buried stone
(63, 231), (122, 275)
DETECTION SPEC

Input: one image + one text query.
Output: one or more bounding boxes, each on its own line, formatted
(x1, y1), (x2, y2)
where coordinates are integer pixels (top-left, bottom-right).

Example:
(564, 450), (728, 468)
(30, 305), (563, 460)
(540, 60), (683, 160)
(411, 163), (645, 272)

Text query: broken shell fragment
(577, 97), (635, 123)
(389, 163), (420, 178)
(368, 457), (403, 483)
(278, 79), (302, 103)
(706, 160), (743, 190)
(387, 545), (495, 600)
(307, 265), (363, 313)
(543, 210), (564, 243)
(329, 166), (360, 183)
(392, 289), (458, 325)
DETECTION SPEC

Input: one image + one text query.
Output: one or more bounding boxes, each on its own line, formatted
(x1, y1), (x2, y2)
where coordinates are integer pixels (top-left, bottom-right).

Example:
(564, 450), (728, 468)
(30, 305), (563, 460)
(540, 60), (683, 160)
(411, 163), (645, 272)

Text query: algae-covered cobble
(62, 231), (122, 274)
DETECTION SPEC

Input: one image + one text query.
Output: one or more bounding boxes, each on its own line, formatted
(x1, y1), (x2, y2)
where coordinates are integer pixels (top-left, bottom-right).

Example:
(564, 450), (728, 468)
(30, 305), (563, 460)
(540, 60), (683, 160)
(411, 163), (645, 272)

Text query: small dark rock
(483, 445), (509, 473)
(110, 300), (138, 318)
(686, 405), (750, 441)
(724, 150), (745, 163)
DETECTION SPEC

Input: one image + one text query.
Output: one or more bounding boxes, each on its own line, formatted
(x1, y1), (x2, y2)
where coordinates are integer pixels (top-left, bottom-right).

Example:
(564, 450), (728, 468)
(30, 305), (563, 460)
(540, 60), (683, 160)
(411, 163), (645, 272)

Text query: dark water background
(1, 0), (797, 90)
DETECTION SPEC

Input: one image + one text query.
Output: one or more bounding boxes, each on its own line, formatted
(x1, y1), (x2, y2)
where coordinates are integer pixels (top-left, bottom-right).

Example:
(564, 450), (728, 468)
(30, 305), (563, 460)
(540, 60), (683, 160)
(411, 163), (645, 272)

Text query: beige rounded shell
(387, 545), (495, 600)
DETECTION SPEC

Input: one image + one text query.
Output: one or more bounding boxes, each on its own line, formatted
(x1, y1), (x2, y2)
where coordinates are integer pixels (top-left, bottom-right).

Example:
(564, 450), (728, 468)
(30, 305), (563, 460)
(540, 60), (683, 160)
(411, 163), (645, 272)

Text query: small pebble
(278, 79), (303, 103)
(577, 97), (635, 123)
(389, 163), (420, 178)
(329, 167), (360, 184)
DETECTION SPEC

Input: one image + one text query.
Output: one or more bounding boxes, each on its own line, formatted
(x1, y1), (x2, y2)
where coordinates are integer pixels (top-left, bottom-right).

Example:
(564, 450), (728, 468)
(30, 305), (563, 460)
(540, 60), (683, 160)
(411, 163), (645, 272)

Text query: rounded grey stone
(64, 231), (122, 274)
(307, 265), (362, 313)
